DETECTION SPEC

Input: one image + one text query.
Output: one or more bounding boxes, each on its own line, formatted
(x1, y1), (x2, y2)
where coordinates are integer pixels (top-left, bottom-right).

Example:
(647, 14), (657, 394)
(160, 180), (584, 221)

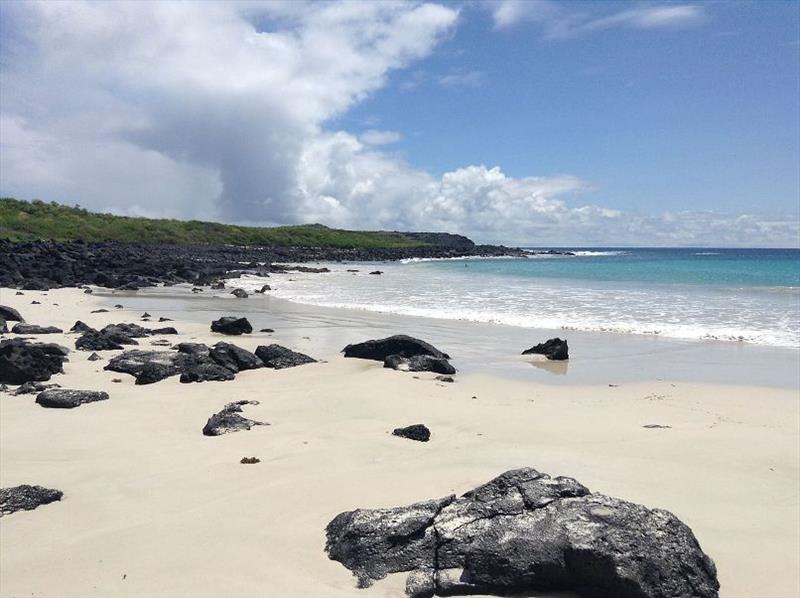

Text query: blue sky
(1, 1), (798, 246)
(341, 1), (800, 216)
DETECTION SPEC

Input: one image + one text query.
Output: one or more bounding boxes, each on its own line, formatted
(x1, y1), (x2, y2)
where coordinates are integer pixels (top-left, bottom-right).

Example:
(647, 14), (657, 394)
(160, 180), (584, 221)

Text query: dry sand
(1, 287), (798, 598)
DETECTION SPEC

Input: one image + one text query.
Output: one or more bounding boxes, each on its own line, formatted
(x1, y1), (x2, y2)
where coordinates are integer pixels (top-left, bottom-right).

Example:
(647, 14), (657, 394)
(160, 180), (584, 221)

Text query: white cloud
(1, 1), (796, 248)
(491, 1), (706, 37)
(360, 129), (402, 146)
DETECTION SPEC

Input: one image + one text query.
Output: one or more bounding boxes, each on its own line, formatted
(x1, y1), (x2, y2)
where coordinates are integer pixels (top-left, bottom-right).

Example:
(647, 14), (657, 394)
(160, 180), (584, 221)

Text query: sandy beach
(1, 287), (798, 598)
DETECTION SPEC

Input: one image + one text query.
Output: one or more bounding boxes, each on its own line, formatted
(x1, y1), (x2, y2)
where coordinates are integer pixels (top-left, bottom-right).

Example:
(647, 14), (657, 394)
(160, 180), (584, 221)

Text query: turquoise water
(234, 248), (800, 348)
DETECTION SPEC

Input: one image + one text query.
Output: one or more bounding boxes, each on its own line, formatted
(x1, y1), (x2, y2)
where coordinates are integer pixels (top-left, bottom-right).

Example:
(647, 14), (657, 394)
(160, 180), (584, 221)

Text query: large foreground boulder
(0, 485), (63, 517)
(325, 467), (719, 598)
(0, 339), (68, 384)
(522, 338), (569, 361)
(211, 316), (253, 335)
(11, 323), (63, 334)
(202, 400), (266, 436)
(343, 335), (449, 361)
(35, 389), (109, 409)
(255, 344), (316, 369)
(384, 354), (456, 375)
(0, 306), (24, 322)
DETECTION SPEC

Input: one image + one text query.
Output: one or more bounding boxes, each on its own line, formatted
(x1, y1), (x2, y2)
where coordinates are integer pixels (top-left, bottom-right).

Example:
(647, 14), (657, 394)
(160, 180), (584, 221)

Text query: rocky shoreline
(0, 238), (529, 291)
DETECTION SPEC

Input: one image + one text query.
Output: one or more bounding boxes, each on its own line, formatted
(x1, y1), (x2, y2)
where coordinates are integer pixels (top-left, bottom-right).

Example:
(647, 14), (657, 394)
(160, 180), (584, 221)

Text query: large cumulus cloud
(1, 1), (797, 247)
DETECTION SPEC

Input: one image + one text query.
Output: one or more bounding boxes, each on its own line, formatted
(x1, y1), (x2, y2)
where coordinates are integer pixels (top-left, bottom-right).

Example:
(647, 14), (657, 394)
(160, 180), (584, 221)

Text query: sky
(1, 0), (798, 247)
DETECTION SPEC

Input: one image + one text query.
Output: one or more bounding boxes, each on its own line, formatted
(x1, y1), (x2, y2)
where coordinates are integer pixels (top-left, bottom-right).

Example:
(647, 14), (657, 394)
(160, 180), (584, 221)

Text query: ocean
(233, 248), (800, 349)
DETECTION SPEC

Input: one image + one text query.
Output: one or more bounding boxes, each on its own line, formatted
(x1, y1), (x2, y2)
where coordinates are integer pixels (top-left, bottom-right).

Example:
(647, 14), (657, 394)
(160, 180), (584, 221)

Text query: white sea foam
(694, 252), (720, 255)
(228, 263), (800, 349)
(571, 250), (629, 257)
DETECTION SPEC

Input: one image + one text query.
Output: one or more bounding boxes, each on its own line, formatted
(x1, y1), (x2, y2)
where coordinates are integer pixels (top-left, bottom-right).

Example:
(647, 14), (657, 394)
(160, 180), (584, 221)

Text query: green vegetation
(0, 198), (429, 248)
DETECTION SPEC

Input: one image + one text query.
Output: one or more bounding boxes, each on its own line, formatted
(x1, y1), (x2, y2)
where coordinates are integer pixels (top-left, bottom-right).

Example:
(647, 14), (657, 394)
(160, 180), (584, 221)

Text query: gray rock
(202, 400), (266, 436)
(87, 352), (102, 362)
(69, 320), (96, 334)
(325, 467), (719, 598)
(0, 484), (63, 517)
(255, 344), (316, 369)
(105, 350), (186, 384)
(230, 288), (249, 298)
(0, 306), (24, 322)
(392, 424), (431, 442)
(180, 360), (236, 383)
(209, 342), (263, 373)
(384, 354), (456, 375)
(36, 389), (109, 409)
(12, 381), (60, 395)
(11, 323), (63, 334)
(435, 375), (454, 383)
(343, 335), (449, 361)
(174, 342), (211, 357)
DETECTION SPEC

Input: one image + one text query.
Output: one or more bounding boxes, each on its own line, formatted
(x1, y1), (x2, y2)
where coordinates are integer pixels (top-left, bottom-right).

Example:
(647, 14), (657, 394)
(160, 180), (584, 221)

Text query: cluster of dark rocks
(104, 339), (316, 385)
(0, 239), (525, 291)
(343, 335), (455, 375)
(326, 467), (720, 598)
(72, 321), (178, 351)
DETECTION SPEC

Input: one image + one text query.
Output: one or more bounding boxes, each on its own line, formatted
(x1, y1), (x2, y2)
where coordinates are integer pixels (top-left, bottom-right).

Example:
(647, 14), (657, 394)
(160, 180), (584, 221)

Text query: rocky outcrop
(384, 354), (456, 375)
(0, 306), (24, 322)
(0, 339), (69, 384)
(343, 335), (449, 361)
(325, 467), (719, 598)
(35, 389), (109, 409)
(10, 323), (63, 334)
(211, 316), (253, 335)
(522, 338), (569, 361)
(202, 400), (266, 436)
(0, 484), (63, 517)
(392, 424), (431, 442)
(254, 344), (317, 369)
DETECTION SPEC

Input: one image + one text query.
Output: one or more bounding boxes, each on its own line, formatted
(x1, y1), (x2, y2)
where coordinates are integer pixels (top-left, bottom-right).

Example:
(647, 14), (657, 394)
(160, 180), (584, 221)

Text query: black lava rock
(0, 339), (68, 384)
(522, 338), (569, 361)
(11, 323), (63, 334)
(69, 320), (96, 334)
(0, 485), (63, 517)
(384, 354), (456, 375)
(179, 361), (236, 383)
(209, 342), (263, 373)
(210, 316), (253, 335)
(343, 335), (450, 361)
(202, 400), (266, 436)
(254, 344), (316, 369)
(35, 389), (109, 409)
(12, 381), (60, 395)
(87, 352), (102, 362)
(392, 424), (431, 442)
(0, 306), (24, 322)
(75, 331), (126, 351)
(325, 468), (719, 598)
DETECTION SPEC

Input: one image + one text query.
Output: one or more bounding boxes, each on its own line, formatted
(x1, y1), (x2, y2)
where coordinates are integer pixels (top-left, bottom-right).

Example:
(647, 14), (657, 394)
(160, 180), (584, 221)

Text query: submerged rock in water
(343, 335), (449, 361)
(392, 424), (431, 442)
(210, 316), (252, 335)
(230, 288), (249, 299)
(325, 467), (719, 598)
(11, 323), (63, 334)
(0, 339), (68, 384)
(255, 344), (316, 369)
(36, 388), (109, 409)
(202, 400), (266, 436)
(522, 337), (569, 361)
(0, 484), (63, 517)
(384, 354), (455, 375)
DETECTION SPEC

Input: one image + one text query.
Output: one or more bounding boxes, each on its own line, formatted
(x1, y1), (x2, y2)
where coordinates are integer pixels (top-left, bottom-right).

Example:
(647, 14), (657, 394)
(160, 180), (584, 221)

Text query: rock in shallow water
(0, 484), (63, 517)
(325, 467), (719, 598)
(343, 335), (450, 361)
(522, 337), (569, 361)
(202, 400), (267, 436)
(35, 388), (109, 409)
(210, 316), (252, 335)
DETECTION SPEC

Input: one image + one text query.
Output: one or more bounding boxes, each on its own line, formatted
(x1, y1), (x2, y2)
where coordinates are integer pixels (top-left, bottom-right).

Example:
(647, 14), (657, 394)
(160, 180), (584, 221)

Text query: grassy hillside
(0, 198), (431, 248)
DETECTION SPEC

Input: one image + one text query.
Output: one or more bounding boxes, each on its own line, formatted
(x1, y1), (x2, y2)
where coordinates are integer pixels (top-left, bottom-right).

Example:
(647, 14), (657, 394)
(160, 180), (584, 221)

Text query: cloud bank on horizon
(1, 1), (797, 247)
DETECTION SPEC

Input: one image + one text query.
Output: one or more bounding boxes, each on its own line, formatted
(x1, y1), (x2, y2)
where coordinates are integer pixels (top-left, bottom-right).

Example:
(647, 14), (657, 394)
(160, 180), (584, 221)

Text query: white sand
(1, 288), (798, 598)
